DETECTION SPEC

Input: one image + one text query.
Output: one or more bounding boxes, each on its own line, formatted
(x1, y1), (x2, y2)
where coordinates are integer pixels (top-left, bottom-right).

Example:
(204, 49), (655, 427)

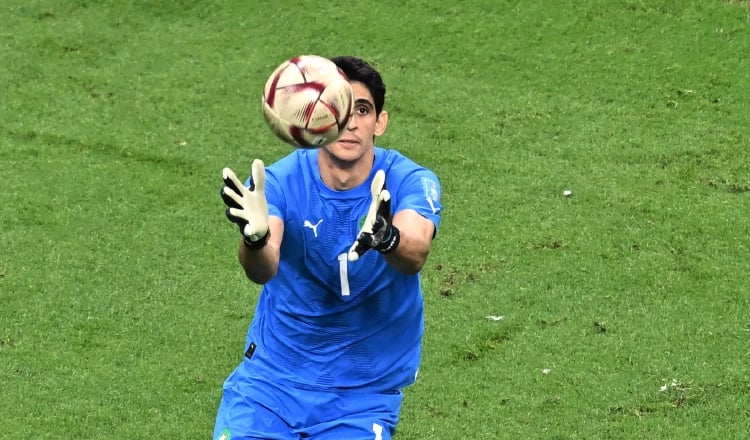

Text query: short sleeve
(392, 169), (442, 232)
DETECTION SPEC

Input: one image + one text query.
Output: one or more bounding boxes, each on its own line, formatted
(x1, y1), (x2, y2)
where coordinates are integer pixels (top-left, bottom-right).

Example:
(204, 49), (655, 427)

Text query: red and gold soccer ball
(262, 55), (354, 148)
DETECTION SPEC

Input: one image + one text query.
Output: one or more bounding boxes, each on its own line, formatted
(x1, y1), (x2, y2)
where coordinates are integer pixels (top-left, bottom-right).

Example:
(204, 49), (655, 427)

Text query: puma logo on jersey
(303, 219), (323, 237)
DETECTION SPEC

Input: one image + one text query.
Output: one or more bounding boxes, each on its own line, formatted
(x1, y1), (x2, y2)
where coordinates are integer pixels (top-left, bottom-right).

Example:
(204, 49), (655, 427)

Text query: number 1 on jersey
(337, 253), (350, 296)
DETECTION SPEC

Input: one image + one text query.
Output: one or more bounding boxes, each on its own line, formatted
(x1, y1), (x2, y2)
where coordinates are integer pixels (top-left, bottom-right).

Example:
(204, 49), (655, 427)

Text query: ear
(374, 111), (389, 137)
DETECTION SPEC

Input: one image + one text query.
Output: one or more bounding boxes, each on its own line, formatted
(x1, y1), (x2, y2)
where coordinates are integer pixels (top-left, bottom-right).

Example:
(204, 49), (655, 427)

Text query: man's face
(323, 81), (388, 165)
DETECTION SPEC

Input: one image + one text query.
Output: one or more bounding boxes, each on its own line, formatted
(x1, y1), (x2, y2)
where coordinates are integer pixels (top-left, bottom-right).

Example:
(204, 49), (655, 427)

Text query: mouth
(336, 138), (359, 147)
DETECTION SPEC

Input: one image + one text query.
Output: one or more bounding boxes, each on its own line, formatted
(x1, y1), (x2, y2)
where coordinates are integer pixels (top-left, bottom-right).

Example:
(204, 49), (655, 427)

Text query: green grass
(2, 1), (750, 438)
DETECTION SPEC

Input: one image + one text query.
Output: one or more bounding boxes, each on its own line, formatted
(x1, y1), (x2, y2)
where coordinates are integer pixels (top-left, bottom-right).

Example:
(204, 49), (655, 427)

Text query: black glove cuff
(376, 225), (400, 254)
(242, 230), (270, 250)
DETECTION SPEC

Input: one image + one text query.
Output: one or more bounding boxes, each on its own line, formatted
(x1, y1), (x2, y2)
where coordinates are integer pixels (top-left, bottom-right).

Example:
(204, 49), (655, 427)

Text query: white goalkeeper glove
(348, 170), (400, 261)
(221, 159), (270, 249)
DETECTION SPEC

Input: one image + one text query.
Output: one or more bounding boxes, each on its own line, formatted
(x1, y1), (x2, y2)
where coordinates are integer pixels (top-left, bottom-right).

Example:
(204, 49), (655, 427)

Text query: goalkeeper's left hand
(348, 170), (400, 261)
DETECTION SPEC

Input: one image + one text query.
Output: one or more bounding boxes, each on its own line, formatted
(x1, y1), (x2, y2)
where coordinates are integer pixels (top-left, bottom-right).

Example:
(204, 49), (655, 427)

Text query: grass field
(2, 1), (750, 438)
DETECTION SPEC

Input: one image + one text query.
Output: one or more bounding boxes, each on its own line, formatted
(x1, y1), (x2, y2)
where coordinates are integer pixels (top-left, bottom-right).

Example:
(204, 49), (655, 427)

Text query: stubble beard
(321, 143), (372, 170)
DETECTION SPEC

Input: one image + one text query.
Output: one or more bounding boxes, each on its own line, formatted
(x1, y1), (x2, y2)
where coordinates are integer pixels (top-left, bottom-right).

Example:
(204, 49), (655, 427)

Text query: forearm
(238, 239), (279, 284)
(237, 216), (283, 285)
(383, 209), (435, 275)
(382, 230), (430, 274)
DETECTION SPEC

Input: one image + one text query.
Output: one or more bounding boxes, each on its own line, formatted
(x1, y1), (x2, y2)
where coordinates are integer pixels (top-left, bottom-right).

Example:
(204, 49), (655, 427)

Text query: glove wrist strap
(376, 225), (400, 254)
(243, 230), (270, 250)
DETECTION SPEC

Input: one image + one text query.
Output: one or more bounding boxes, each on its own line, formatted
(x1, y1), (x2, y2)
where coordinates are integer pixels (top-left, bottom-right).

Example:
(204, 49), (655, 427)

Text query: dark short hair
(330, 56), (386, 115)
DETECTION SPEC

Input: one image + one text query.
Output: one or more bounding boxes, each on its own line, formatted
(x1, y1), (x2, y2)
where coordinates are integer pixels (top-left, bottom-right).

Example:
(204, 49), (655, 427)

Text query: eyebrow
(355, 98), (375, 109)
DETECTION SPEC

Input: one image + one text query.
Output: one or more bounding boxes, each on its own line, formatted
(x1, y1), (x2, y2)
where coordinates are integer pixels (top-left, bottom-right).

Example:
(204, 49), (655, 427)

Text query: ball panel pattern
(262, 55), (354, 148)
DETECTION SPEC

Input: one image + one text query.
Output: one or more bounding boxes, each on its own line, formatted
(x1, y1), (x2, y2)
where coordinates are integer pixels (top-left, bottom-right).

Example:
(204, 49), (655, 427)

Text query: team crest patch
(217, 429), (231, 440)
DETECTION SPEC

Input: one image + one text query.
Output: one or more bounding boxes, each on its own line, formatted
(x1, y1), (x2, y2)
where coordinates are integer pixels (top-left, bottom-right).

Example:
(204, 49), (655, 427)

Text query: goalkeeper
(214, 56), (442, 440)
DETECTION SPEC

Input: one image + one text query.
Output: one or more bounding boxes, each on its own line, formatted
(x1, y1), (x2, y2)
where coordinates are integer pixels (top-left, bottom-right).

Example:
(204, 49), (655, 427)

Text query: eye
(354, 104), (370, 115)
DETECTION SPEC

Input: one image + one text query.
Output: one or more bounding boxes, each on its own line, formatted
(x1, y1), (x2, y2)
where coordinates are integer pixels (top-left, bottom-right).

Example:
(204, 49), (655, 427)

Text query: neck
(318, 149), (374, 191)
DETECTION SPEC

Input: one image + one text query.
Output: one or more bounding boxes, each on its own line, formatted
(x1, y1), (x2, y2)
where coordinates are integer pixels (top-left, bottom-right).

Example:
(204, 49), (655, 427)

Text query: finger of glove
(223, 167), (249, 197)
(250, 159), (266, 193)
(227, 207), (252, 224)
(377, 189), (391, 219)
(348, 235), (374, 261)
(231, 207), (268, 241)
(370, 170), (385, 199)
(351, 171), (387, 258)
(243, 224), (267, 242)
(362, 180), (388, 234)
(228, 207), (266, 241)
(221, 186), (243, 209)
(225, 208), (248, 228)
(371, 215), (387, 234)
(361, 196), (380, 234)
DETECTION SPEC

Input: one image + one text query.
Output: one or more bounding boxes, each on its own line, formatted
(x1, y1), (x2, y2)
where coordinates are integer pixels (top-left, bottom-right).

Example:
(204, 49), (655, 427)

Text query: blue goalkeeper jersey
(236, 147), (442, 392)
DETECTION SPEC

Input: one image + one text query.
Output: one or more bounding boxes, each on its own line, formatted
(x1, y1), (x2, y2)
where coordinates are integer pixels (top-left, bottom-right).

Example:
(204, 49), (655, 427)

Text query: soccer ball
(262, 55), (354, 148)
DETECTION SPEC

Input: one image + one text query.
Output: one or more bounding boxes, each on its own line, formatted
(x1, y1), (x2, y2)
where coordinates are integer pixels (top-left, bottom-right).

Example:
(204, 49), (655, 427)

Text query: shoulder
(267, 149), (311, 175)
(263, 149), (319, 186)
(377, 147), (439, 185)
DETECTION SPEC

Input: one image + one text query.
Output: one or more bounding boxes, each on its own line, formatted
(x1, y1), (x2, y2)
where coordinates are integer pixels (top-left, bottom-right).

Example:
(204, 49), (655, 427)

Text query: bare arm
(383, 209), (435, 274)
(238, 216), (284, 284)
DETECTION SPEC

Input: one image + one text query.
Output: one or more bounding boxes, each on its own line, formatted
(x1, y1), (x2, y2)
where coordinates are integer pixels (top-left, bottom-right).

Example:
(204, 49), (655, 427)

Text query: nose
(346, 112), (357, 130)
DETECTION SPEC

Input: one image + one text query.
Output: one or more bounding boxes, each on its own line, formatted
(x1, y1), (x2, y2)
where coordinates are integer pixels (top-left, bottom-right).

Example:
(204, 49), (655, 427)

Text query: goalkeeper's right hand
(220, 159), (270, 249)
